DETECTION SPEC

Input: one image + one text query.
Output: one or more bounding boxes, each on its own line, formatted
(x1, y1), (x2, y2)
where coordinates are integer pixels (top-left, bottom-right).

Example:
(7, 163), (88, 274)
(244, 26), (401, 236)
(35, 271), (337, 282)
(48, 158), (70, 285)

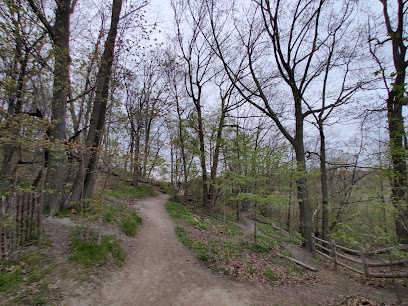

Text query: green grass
(165, 199), (242, 234)
(175, 226), (194, 249)
(257, 223), (299, 245)
(249, 243), (269, 253)
(166, 200), (194, 219)
(108, 184), (155, 199)
(159, 182), (179, 196)
(69, 228), (125, 267)
(265, 267), (277, 281)
(0, 267), (22, 292)
(101, 202), (143, 236)
(120, 211), (142, 236)
(0, 250), (55, 305)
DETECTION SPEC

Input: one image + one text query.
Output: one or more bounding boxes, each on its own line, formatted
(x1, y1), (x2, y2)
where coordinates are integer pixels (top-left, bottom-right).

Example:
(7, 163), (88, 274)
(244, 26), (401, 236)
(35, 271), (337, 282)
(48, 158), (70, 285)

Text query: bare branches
(26, 0), (55, 41)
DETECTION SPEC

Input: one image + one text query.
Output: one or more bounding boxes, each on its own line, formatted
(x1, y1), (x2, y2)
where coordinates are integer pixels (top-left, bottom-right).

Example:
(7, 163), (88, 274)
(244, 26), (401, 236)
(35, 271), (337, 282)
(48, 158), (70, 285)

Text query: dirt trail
(62, 194), (406, 305)
(62, 194), (268, 305)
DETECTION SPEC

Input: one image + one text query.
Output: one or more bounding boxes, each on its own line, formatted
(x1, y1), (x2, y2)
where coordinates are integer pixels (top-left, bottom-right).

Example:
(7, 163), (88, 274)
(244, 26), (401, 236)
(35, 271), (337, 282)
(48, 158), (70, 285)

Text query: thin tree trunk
(319, 123), (329, 239)
(70, 0), (123, 202)
(196, 96), (208, 208)
(208, 107), (226, 210)
(132, 124), (141, 187)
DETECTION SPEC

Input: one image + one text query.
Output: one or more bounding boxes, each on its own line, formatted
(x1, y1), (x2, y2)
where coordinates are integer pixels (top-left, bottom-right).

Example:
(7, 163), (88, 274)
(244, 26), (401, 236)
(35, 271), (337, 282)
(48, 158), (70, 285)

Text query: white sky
(148, 0), (173, 40)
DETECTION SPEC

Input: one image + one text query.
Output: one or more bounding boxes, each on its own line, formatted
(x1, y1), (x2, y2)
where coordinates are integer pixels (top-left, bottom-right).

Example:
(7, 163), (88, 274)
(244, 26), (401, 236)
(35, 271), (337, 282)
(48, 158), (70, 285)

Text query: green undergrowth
(257, 223), (300, 245)
(175, 226), (242, 261)
(69, 227), (125, 267)
(159, 182), (179, 196)
(0, 250), (55, 305)
(120, 211), (142, 236)
(166, 197), (243, 236)
(167, 198), (314, 284)
(174, 226), (308, 282)
(107, 183), (155, 199)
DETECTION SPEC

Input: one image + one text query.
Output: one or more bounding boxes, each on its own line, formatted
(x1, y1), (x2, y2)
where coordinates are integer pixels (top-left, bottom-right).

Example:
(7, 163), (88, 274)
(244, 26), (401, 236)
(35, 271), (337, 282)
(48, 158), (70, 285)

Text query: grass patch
(159, 182), (179, 196)
(0, 250), (55, 304)
(166, 200), (193, 219)
(258, 223), (299, 245)
(165, 199), (241, 234)
(108, 184), (155, 199)
(249, 243), (269, 253)
(101, 202), (143, 236)
(175, 226), (194, 249)
(69, 228), (125, 267)
(120, 211), (142, 236)
(0, 267), (22, 292)
(265, 267), (276, 281)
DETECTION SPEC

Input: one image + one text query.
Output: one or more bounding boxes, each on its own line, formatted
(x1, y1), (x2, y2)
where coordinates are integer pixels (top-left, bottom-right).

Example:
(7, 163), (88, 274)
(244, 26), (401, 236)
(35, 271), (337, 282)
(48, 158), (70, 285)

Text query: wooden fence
(0, 192), (42, 259)
(312, 234), (408, 278)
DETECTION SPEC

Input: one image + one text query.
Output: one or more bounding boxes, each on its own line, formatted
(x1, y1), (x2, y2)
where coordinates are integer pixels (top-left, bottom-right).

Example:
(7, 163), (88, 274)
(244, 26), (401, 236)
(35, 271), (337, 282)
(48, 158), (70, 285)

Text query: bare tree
(172, 0), (215, 208)
(368, 0), (408, 243)
(302, 2), (369, 238)
(205, 0), (341, 249)
(0, 1), (45, 193)
(70, 0), (125, 204)
(27, 0), (77, 214)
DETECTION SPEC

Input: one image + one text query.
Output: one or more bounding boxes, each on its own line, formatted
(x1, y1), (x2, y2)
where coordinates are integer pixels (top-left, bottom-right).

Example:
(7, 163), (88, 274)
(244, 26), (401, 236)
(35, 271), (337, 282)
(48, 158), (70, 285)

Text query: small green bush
(159, 182), (178, 196)
(108, 184), (155, 199)
(265, 267), (276, 281)
(0, 267), (22, 292)
(166, 201), (192, 219)
(199, 249), (209, 262)
(104, 210), (114, 223)
(69, 235), (125, 267)
(175, 226), (194, 249)
(121, 212), (142, 236)
(250, 243), (269, 253)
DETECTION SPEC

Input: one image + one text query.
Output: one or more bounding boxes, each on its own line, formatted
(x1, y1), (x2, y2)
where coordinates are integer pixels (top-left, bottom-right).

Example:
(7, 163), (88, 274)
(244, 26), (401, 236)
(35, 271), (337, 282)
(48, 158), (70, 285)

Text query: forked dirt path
(62, 194), (406, 306)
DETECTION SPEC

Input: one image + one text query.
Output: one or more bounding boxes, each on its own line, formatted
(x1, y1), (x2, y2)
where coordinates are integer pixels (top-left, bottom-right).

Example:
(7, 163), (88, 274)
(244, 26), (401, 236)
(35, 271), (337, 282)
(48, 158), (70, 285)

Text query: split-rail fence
(312, 234), (408, 278)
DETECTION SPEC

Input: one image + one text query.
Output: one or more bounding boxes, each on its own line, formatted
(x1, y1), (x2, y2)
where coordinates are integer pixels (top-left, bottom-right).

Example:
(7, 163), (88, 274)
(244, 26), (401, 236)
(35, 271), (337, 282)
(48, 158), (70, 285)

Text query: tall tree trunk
(70, 0), (123, 203)
(379, 0), (408, 243)
(294, 102), (313, 250)
(43, 0), (72, 215)
(387, 95), (408, 242)
(319, 123), (329, 239)
(132, 124), (141, 187)
(208, 107), (226, 210)
(195, 94), (208, 208)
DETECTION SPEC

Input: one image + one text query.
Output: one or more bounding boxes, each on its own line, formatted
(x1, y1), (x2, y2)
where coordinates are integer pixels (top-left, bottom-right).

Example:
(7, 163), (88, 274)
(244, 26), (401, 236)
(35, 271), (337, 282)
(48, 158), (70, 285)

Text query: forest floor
(1, 191), (406, 305)
(59, 193), (406, 306)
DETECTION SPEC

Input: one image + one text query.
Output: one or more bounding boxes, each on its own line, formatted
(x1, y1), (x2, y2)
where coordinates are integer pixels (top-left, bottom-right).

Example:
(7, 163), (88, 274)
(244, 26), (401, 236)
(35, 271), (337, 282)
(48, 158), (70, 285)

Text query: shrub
(121, 212), (142, 236)
(250, 243), (269, 253)
(265, 267), (276, 281)
(0, 267), (22, 292)
(108, 184), (155, 199)
(69, 233), (125, 267)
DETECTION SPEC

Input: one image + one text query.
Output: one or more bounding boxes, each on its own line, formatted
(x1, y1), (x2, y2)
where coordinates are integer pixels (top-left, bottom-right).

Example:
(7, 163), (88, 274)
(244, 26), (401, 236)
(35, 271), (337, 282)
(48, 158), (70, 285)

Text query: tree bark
(195, 93), (209, 208)
(208, 104), (227, 210)
(378, 0), (408, 243)
(319, 123), (329, 239)
(36, 0), (73, 215)
(70, 0), (123, 203)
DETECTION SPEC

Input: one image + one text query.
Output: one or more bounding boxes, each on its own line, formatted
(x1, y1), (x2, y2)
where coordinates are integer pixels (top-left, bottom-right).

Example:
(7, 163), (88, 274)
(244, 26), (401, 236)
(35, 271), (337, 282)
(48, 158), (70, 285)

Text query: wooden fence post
(312, 233), (316, 257)
(360, 247), (369, 277)
(331, 239), (338, 271)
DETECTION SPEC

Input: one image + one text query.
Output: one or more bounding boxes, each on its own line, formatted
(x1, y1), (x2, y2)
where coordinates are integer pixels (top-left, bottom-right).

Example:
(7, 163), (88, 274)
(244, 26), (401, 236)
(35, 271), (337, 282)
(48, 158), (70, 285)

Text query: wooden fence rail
(312, 234), (408, 278)
(0, 192), (42, 259)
